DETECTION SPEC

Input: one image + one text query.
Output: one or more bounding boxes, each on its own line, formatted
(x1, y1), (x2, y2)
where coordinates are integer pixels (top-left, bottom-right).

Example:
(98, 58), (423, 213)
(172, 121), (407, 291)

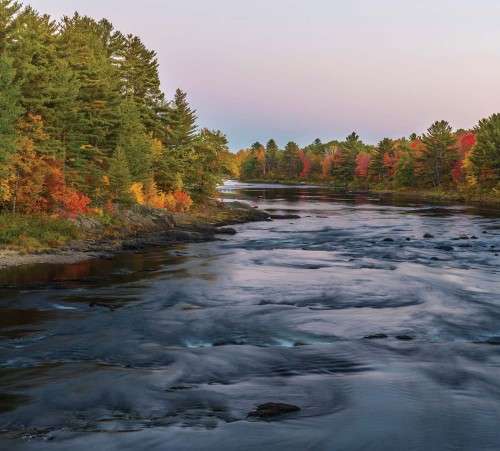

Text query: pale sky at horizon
(29, 0), (500, 150)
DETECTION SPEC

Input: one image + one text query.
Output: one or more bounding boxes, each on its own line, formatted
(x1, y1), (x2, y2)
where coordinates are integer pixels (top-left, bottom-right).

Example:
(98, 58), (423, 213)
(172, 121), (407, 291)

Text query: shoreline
(239, 179), (500, 209)
(0, 201), (270, 270)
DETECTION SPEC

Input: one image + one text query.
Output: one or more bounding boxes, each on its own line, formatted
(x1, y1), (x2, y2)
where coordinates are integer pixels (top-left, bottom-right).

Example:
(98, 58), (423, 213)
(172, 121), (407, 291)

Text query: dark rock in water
(396, 335), (414, 341)
(471, 235), (479, 240)
(423, 233), (434, 239)
(405, 237), (411, 241)
(383, 238), (394, 242)
(216, 227), (237, 235)
(212, 339), (246, 347)
(248, 403), (301, 419)
(364, 333), (388, 340)
(435, 245), (453, 251)
(269, 214), (301, 220)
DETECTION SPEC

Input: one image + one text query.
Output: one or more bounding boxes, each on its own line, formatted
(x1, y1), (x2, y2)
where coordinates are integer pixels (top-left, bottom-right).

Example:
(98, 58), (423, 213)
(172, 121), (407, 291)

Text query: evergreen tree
(59, 14), (122, 190)
(9, 7), (78, 159)
(108, 146), (132, 204)
(282, 141), (301, 178)
(164, 88), (197, 147)
(370, 138), (393, 181)
(116, 99), (152, 183)
(266, 139), (279, 174)
(470, 113), (500, 189)
(421, 120), (456, 187)
(0, 0), (21, 54)
(0, 55), (22, 167)
(117, 34), (164, 134)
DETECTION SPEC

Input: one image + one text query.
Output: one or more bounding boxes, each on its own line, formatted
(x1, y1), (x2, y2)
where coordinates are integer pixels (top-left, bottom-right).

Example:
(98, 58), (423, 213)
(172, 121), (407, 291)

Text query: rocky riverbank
(0, 201), (271, 270)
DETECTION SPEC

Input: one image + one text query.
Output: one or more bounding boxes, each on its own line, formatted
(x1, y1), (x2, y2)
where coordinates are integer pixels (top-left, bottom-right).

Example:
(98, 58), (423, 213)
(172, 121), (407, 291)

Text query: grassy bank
(0, 214), (81, 252)
(0, 199), (269, 256)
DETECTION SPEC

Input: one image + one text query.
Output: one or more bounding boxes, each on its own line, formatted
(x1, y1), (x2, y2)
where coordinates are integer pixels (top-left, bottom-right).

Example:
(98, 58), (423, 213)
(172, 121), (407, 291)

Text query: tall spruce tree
(470, 114), (500, 189)
(0, 55), (22, 168)
(421, 121), (456, 187)
(116, 99), (152, 184)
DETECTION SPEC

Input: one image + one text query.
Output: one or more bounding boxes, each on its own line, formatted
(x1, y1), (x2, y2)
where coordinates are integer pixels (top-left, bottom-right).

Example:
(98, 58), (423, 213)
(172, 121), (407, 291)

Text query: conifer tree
(164, 89), (197, 148)
(266, 139), (279, 174)
(0, 54), (22, 186)
(470, 114), (500, 189)
(116, 99), (152, 183)
(108, 146), (132, 204)
(421, 121), (456, 187)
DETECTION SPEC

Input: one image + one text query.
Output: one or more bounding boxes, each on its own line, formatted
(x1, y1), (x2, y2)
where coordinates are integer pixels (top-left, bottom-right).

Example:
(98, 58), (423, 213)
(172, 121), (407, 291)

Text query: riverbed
(1, 182), (500, 450)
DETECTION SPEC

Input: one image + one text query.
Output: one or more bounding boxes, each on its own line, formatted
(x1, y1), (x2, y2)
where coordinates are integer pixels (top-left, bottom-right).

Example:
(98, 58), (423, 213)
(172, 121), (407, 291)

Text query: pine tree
(164, 88), (197, 147)
(9, 7), (78, 159)
(59, 14), (122, 189)
(116, 99), (152, 183)
(108, 146), (132, 204)
(266, 139), (279, 175)
(0, 55), (22, 168)
(370, 138), (393, 182)
(282, 141), (301, 178)
(470, 114), (500, 189)
(0, 0), (21, 54)
(117, 34), (164, 135)
(421, 121), (456, 187)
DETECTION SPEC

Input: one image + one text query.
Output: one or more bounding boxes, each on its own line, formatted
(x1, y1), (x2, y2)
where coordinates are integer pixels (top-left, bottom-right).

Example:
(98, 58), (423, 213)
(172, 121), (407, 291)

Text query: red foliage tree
(355, 153), (371, 177)
(383, 152), (398, 177)
(298, 150), (312, 178)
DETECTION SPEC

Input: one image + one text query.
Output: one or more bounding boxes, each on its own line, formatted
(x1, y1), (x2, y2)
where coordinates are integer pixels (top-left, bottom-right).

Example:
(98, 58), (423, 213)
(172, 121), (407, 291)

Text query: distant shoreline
(238, 179), (500, 209)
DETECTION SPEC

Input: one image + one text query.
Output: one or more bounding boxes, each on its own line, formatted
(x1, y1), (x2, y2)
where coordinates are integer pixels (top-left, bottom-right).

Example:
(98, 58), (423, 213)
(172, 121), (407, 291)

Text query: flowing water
(1, 182), (500, 450)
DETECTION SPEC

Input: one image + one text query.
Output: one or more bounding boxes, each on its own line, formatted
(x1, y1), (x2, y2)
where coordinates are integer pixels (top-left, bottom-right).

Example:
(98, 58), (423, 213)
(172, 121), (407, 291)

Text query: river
(1, 182), (500, 450)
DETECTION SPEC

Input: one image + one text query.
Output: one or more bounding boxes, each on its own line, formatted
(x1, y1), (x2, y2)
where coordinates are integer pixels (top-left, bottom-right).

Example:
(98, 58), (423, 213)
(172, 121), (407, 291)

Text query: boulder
(248, 403), (301, 419)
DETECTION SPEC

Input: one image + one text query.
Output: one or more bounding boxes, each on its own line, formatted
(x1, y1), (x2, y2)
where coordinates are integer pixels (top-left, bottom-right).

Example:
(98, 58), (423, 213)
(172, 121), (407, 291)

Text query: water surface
(1, 182), (500, 450)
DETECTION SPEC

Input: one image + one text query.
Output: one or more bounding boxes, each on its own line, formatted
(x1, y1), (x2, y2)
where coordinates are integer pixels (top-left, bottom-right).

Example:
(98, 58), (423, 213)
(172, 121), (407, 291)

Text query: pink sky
(30, 0), (500, 149)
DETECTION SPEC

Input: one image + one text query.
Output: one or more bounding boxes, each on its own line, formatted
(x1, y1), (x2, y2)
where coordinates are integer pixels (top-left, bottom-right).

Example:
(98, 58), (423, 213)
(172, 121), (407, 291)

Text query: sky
(29, 0), (500, 150)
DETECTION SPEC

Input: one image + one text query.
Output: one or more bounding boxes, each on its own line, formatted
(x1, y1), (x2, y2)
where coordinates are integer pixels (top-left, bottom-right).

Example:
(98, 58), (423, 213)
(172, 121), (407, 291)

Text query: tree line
(0, 0), (236, 216)
(237, 117), (500, 196)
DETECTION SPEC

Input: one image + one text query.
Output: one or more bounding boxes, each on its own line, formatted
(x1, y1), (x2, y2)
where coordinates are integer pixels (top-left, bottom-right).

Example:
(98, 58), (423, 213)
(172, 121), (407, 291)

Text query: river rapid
(1, 182), (500, 450)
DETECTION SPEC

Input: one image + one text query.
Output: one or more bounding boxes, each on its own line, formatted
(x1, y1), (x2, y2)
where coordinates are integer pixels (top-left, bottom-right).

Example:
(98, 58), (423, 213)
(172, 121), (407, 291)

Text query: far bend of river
(2, 181), (500, 451)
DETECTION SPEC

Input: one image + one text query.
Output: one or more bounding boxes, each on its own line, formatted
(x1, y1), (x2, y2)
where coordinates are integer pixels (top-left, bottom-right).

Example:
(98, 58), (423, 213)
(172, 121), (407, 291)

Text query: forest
(0, 0), (236, 221)
(237, 118), (500, 198)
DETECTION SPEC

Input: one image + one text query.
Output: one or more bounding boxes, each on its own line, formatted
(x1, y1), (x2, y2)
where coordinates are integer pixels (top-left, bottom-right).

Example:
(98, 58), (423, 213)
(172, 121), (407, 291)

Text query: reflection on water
(1, 182), (500, 450)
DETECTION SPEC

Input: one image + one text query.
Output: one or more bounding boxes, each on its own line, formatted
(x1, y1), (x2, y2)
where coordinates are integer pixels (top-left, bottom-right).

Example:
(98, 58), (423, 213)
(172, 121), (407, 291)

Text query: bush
(0, 214), (80, 251)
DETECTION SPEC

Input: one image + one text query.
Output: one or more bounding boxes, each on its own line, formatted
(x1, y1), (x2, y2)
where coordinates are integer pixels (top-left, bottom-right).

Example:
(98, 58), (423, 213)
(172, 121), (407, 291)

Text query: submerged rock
(268, 214), (301, 220)
(216, 227), (237, 235)
(248, 403), (301, 419)
(364, 333), (388, 340)
(435, 244), (453, 251)
(395, 335), (414, 341)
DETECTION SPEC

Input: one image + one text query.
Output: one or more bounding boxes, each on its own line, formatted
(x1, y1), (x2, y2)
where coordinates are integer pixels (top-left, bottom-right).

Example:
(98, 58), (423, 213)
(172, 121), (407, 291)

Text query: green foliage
(117, 99), (152, 183)
(108, 146), (132, 204)
(470, 113), (500, 189)
(164, 88), (197, 147)
(0, 213), (79, 250)
(0, 54), (22, 167)
(421, 120), (456, 187)
(0, 1), (232, 218)
(394, 152), (415, 187)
